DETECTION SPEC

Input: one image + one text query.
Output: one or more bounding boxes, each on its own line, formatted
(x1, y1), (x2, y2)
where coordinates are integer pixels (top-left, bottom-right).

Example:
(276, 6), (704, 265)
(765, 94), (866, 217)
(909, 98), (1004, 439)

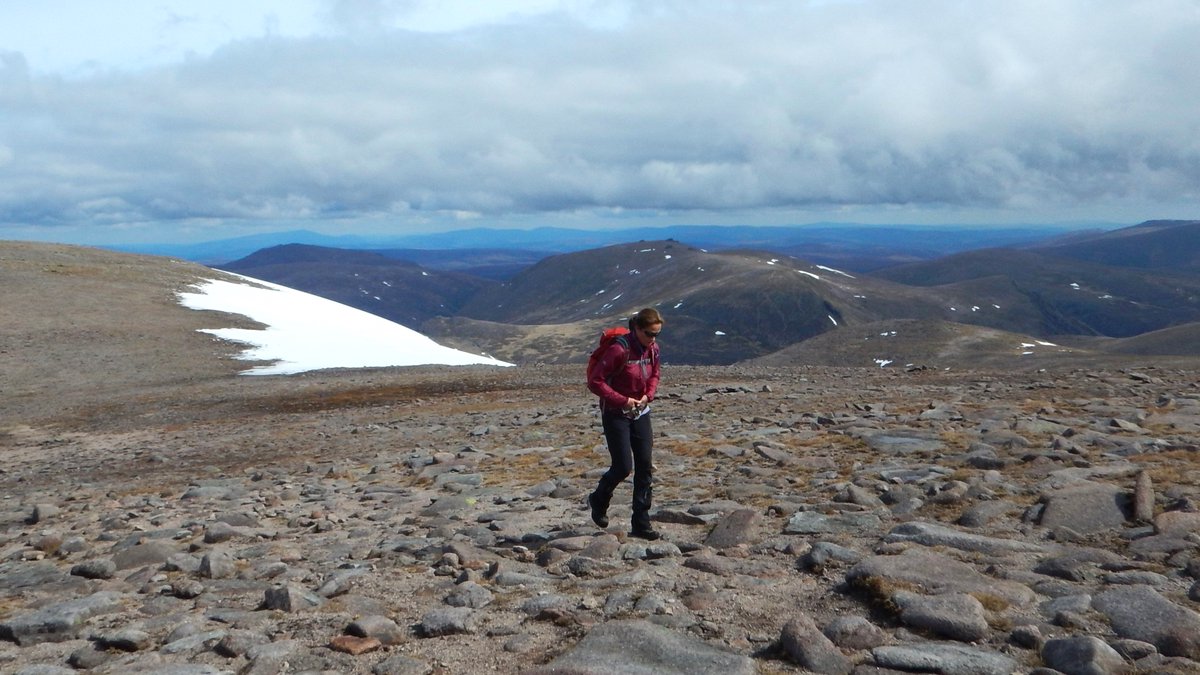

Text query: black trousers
(592, 412), (654, 531)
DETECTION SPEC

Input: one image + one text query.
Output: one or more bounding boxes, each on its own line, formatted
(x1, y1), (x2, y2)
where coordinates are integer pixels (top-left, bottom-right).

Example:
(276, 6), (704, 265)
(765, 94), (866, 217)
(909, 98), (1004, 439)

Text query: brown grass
(848, 576), (922, 617)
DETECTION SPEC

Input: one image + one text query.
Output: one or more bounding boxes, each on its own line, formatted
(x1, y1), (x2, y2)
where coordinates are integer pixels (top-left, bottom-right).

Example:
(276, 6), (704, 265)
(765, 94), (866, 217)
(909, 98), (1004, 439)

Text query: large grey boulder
(883, 521), (1046, 554)
(1038, 481), (1129, 534)
(1041, 636), (1126, 675)
(531, 619), (755, 675)
(871, 643), (1019, 675)
(846, 550), (1035, 607)
(704, 508), (760, 549)
(778, 612), (852, 674)
(1093, 585), (1200, 658)
(0, 591), (127, 645)
(893, 591), (990, 642)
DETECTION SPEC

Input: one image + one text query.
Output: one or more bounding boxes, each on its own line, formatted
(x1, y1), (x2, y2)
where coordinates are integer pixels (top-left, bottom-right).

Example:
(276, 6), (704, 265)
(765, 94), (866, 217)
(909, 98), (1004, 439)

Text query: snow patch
(178, 274), (511, 375)
(815, 265), (855, 278)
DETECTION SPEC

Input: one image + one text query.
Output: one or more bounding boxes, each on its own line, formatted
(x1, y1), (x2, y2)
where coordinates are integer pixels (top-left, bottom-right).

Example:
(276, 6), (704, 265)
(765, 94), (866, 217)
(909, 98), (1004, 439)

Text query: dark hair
(629, 307), (664, 330)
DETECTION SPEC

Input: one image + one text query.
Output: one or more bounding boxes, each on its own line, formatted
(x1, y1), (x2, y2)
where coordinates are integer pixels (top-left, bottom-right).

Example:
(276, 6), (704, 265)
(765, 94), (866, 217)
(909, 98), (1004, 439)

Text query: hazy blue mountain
(107, 222), (1108, 269)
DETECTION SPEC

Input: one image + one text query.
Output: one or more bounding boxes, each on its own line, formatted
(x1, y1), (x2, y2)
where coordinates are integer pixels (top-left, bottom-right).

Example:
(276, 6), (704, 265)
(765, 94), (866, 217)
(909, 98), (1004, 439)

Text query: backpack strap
(606, 334), (630, 384)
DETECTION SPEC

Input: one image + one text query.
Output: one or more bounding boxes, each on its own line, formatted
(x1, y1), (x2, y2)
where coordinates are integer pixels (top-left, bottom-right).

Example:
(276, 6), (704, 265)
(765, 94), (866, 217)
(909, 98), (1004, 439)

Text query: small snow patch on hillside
(815, 265), (855, 278)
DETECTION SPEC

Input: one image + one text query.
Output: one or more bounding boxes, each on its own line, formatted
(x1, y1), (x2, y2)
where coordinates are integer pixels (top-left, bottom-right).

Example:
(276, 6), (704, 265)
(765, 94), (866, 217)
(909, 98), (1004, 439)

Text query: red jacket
(587, 336), (660, 414)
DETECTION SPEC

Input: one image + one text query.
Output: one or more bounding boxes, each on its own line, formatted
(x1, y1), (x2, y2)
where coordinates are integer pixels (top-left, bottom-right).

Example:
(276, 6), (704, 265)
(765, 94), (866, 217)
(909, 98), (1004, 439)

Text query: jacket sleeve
(587, 341), (630, 410)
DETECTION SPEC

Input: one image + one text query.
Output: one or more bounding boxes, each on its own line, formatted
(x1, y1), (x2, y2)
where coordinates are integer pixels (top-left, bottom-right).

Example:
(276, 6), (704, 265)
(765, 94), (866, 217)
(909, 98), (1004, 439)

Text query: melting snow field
(178, 274), (512, 375)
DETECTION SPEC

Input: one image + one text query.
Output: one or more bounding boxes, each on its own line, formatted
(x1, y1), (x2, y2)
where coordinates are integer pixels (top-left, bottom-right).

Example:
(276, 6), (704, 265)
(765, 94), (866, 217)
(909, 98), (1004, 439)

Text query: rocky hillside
(3, 240), (1200, 674)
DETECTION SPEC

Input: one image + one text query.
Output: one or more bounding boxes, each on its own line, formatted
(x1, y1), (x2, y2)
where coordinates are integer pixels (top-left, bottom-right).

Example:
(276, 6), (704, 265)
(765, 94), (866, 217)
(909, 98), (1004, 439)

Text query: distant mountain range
(112, 222), (1104, 270)
(210, 219), (1200, 366)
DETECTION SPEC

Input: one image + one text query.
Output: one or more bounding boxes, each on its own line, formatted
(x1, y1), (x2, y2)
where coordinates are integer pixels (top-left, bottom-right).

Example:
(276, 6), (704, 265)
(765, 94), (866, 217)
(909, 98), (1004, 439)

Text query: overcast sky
(2, 0), (1198, 245)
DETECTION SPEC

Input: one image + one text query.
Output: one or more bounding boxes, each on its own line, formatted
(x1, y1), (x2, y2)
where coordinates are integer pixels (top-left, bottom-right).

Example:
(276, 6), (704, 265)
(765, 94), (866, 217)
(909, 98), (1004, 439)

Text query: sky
(178, 272), (512, 373)
(2, 0), (1198, 246)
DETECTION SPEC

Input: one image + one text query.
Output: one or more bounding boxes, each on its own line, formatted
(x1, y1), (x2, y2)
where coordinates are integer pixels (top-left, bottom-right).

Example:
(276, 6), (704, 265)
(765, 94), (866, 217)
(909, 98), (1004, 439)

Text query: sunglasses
(641, 329), (660, 338)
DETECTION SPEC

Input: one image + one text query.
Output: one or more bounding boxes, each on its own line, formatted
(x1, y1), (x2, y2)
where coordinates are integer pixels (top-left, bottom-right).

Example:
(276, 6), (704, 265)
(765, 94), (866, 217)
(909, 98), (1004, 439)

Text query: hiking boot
(629, 527), (661, 541)
(587, 493), (609, 528)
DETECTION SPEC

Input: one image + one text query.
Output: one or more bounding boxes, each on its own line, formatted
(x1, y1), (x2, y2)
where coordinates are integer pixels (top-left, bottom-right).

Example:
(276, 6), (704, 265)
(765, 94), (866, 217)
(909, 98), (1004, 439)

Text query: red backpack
(586, 326), (630, 386)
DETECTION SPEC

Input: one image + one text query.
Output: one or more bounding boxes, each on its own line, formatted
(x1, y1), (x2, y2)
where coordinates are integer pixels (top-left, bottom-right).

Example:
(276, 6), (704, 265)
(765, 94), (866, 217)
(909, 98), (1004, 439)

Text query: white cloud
(2, 0), (1199, 243)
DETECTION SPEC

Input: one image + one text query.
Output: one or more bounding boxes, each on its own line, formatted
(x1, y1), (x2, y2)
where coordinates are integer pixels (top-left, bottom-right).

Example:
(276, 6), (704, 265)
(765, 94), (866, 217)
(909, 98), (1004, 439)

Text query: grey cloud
(2, 0), (1199, 237)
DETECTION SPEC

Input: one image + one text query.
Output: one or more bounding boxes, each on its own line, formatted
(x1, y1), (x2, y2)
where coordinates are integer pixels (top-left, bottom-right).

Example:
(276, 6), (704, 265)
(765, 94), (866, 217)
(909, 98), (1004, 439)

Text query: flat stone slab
(785, 510), (883, 536)
(883, 521), (1046, 555)
(535, 619), (755, 675)
(1154, 511), (1200, 536)
(846, 550), (1035, 607)
(1038, 480), (1130, 534)
(0, 591), (127, 646)
(861, 430), (946, 455)
(1092, 585), (1200, 659)
(871, 643), (1019, 675)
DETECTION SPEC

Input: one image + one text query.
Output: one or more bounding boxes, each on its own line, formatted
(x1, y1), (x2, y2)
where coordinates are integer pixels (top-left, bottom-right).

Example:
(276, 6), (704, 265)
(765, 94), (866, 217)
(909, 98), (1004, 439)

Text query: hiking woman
(586, 307), (664, 540)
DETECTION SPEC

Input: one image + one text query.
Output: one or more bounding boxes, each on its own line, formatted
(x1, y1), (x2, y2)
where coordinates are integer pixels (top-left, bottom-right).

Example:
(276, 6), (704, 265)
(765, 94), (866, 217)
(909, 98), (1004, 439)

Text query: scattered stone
(0, 591), (126, 645)
(893, 591), (989, 642)
(871, 643), (1019, 675)
(534, 619), (755, 675)
(1093, 585), (1200, 658)
(799, 541), (862, 573)
(822, 615), (889, 650)
(348, 615), (407, 646)
(1134, 470), (1155, 522)
(418, 607), (476, 637)
(704, 508), (760, 549)
(98, 627), (153, 651)
(1041, 636), (1126, 675)
(69, 558), (116, 580)
(445, 580), (493, 608)
(198, 549), (236, 579)
(883, 521), (1045, 554)
(846, 550), (1035, 607)
(111, 540), (177, 570)
(29, 503), (61, 523)
(778, 612), (852, 674)
(1038, 481), (1130, 534)
(1154, 511), (1200, 536)
(262, 583), (324, 612)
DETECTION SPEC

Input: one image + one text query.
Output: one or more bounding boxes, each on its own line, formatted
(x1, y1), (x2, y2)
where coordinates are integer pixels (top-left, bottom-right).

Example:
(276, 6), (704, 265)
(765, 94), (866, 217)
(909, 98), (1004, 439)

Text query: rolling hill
(1028, 219), (1200, 274)
(219, 244), (495, 329)
(872, 247), (1200, 339)
(213, 234), (1200, 366)
(451, 240), (974, 364)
